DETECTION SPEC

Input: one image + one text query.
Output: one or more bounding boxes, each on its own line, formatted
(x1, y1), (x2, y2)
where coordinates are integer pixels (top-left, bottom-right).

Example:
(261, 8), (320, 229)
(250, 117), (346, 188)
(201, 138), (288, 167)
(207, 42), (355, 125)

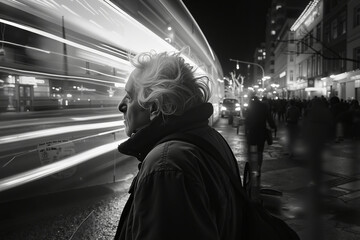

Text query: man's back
(245, 98), (275, 144)
(286, 105), (301, 124)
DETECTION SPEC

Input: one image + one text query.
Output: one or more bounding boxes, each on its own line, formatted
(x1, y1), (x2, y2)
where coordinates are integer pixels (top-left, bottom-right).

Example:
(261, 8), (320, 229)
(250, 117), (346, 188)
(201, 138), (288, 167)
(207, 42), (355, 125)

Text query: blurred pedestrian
(301, 97), (333, 240)
(115, 51), (243, 239)
(329, 96), (346, 142)
(245, 96), (276, 177)
(349, 99), (360, 140)
(285, 99), (301, 157)
(278, 99), (287, 122)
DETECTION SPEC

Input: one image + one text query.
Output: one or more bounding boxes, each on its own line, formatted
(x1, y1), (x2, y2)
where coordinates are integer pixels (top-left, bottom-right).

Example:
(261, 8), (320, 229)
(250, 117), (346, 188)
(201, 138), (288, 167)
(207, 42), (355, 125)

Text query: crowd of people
(264, 96), (360, 142)
(242, 94), (360, 167)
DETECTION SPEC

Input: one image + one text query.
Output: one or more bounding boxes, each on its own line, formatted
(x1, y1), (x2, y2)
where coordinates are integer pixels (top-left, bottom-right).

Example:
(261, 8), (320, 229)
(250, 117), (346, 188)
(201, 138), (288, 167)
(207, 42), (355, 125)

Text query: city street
(217, 117), (360, 240)
(1, 0), (360, 238)
(1, 114), (360, 239)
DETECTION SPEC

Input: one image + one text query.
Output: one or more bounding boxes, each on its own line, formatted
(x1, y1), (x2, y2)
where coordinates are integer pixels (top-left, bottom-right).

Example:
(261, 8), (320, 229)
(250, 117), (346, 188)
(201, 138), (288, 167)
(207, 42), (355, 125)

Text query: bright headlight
(221, 106), (227, 111)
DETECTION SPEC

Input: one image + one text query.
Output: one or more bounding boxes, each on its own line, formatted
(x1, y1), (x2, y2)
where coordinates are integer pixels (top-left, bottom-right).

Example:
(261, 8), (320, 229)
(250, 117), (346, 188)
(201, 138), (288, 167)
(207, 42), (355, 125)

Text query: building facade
(253, 42), (266, 87)
(264, 0), (309, 80)
(261, 0), (360, 100)
(290, 0), (325, 99)
(347, 0), (360, 101)
(319, 0), (360, 102)
(274, 19), (296, 99)
(323, 0), (348, 76)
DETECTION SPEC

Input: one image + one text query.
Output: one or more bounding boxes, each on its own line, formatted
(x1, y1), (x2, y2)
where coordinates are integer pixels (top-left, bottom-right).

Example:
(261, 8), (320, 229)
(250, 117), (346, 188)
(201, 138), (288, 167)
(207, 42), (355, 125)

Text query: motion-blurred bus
(0, 0), (224, 203)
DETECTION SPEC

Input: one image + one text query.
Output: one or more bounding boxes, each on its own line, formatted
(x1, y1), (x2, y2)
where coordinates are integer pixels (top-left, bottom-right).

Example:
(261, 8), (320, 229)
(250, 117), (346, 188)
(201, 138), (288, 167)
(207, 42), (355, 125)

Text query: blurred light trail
(1, 128), (125, 168)
(0, 40), (51, 54)
(0, 18), (131, 67)
(0, 138), (128, 192)
(0, 120), (124, 145)
(71, 114), (120, 121)
(0, 66), (127, 86)
(0, 114), (122, 130)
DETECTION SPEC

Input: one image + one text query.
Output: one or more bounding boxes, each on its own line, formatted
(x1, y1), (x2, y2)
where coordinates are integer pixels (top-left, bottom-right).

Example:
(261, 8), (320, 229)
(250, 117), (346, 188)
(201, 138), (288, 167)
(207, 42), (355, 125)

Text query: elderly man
(114, 51), (242, 240)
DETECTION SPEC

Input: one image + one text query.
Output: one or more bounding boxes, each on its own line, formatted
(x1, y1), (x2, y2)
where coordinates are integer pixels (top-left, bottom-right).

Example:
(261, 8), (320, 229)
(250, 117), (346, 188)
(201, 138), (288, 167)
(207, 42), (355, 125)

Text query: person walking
(285, 99), (301, 157)
(329, 96), (346, 143)
(114, 51), (243, 240)
(349, 99), (360, 140)
(244, 96), (276, 179)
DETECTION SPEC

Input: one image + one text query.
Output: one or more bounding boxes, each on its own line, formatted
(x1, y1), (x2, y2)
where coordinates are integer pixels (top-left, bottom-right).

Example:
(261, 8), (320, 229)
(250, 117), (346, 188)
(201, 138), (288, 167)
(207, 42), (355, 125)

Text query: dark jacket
(115, 103), (243, 240)
(286, 105), (301, 124)
(245, 98), (276, 145)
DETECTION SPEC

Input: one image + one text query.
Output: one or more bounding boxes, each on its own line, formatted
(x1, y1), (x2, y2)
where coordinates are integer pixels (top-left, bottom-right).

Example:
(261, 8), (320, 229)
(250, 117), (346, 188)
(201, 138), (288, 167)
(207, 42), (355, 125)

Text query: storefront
(327, 70), (360, 101)
(0, 73), (54, 112)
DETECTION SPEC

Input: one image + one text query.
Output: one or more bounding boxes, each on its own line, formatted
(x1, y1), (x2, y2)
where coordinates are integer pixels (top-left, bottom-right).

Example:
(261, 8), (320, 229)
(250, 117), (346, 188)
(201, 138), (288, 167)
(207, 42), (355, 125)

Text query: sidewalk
(213, 117), (360, 240)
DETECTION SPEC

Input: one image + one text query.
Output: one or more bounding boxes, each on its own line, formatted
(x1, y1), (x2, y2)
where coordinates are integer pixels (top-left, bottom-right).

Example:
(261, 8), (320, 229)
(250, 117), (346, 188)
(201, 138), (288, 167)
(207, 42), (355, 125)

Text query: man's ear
(150, 111), (157, 120)
(149, 103), (158, 120)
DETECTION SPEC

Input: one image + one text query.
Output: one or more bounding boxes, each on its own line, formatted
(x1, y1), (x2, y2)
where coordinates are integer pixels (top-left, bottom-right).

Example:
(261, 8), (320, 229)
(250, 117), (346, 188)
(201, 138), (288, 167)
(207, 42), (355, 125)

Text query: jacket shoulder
(138, 140), (203, 180)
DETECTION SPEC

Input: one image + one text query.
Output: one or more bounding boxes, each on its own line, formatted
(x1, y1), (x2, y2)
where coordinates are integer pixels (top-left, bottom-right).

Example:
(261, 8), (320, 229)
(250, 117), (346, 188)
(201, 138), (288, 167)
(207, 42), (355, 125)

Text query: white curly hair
(129, 51), (212, 117)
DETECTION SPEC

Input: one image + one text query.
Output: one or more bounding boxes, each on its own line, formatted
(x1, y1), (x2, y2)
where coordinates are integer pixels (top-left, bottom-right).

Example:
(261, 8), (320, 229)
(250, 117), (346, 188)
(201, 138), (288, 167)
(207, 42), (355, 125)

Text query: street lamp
(230, 58), (270, 88)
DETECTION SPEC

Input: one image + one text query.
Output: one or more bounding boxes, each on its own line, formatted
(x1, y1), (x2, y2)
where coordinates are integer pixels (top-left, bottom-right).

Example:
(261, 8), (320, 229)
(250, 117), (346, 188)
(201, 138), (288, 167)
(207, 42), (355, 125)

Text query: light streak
(0, 40), (50, 54)
(0, 66), (127, 86)
(0, 114), (122, 130)
(71, 114), (119, 121)
(0, 138), (128, 192)
(89, 19), (103, 29)
(78, 67), (126, 80)
(0, 120), (124, 145)
(61, 4), (80, 17)
(1, 128), (125, 167)
(83, 0), (98, 15)
(76, 0), (96, 15)
(0, 18), (131, 66)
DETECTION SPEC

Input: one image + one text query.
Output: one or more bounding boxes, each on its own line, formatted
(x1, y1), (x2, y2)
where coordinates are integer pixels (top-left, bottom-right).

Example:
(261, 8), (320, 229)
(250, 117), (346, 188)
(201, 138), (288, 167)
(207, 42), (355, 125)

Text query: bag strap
(158, 133), (247, 199)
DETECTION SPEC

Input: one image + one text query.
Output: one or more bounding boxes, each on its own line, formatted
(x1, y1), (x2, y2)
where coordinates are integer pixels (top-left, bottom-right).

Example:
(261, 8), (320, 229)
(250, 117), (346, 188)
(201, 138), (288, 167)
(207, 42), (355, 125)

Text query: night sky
(183, 0), (272, 77)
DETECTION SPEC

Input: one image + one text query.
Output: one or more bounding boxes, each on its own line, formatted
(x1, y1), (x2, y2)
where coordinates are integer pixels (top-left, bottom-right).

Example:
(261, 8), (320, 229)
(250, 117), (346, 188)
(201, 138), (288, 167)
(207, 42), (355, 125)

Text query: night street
(218, 116), (360, 240)
(2, 116), (360, 239)
(1, 0), (360, 239)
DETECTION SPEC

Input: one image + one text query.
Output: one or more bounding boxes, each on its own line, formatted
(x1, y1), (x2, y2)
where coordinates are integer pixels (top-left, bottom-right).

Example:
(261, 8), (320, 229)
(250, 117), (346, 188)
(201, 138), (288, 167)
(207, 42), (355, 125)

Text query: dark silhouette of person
(285, 99), (301, 157)
(349, 99), (360, 139)
(245, 96), (276, 177)
(301, 97), (333, 240)
(329, 96), (346, 142)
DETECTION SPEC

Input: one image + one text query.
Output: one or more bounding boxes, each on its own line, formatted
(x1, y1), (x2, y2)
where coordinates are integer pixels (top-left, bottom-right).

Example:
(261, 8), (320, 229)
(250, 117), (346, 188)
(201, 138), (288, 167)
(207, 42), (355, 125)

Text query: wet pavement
(2, 116), (360, 239)
(214, 117), (360, 240)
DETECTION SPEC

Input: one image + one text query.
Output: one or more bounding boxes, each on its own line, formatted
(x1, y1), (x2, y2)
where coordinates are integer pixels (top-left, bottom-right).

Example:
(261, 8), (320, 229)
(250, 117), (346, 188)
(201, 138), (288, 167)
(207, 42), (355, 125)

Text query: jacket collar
(118, 103), (213, 161)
